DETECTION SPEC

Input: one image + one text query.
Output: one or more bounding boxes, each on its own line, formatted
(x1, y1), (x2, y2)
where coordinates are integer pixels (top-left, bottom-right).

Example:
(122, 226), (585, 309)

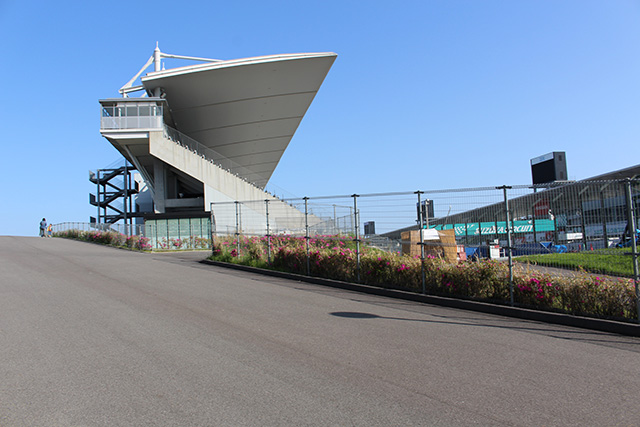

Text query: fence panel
(210, 183), (639, 274)
(53, 219), (211, 250)
(210, 180), (639, 321)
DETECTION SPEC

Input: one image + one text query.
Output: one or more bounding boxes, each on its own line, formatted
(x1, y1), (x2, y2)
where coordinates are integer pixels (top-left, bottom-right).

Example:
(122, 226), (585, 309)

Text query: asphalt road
(1, 236), (639, 426)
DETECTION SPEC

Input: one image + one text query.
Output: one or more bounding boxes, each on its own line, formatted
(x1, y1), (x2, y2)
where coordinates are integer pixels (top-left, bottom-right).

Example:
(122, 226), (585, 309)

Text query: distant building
(383, 165), (640, 251)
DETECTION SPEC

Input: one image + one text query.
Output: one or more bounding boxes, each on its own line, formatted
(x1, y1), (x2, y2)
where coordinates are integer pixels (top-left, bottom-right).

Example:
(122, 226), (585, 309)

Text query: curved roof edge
(142, 52), (338, 82)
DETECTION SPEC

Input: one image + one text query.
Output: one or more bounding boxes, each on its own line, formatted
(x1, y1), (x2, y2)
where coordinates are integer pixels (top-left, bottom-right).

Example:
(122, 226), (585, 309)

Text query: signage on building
(430, 219), (555, 237)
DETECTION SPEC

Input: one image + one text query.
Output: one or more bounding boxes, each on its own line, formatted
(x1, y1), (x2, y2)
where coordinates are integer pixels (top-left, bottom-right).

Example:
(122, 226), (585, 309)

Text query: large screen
(531, 152), (566, 184)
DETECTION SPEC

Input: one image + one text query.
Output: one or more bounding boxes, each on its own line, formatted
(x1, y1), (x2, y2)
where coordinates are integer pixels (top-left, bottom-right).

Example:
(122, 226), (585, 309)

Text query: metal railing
(53, 222), (144, 236)
(53, 220), (211, 251)
(100, 103), (280, 196)
(100, 103), (164, 130)
(101, 115), (163, 130)
(163, 125), (270, 189)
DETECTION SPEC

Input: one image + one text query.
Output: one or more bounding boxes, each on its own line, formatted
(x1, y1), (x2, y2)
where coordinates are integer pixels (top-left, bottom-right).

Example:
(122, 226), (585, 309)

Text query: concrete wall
(148, 131), (315, 234)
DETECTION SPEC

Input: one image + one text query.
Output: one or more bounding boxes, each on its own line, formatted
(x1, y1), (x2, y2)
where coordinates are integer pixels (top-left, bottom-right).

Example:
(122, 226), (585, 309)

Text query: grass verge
(517, 248), (636, 277)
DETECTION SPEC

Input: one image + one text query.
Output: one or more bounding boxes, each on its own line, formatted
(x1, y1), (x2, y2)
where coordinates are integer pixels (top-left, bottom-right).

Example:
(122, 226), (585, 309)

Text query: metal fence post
(600, 188), (609, 247)
(235, 201), (240, 257)
(352, 194), (361, 283)
(624, 179), (640, 322)
(350, 205), (354, 235)
(416, 191), (426, 294)
(548, 194), (557, 246)
(304, 197), (310, 276)
(465, 223), (469, 245)
(123, 163), (129, 237)
(210, 202), (216, 255)
(579, 186), (588, 250)
(498, 186), (514, 306)
(265, 199), (271, 264)
(531, 199), (539, 244)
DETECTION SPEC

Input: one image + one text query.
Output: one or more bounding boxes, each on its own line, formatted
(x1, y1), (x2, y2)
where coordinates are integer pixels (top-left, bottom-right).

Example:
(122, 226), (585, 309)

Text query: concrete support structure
(99, 46), (336, 231)
(153, 159), (166, 214)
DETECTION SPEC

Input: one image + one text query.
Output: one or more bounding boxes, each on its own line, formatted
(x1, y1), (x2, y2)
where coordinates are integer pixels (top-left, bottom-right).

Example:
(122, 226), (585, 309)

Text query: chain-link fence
(54, 179), (640, 320)
(53, 218), (211, 250)
(211, 179), (640, 320)
(53, 222), (144, 236)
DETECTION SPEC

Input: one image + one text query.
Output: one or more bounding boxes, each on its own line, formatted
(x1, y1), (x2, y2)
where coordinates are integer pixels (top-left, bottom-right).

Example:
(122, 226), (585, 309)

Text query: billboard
(531, 152), (567, 184)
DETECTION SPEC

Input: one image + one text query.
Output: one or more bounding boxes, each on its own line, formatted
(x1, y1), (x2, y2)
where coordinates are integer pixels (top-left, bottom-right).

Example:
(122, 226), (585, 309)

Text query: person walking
(39, 218), (47, 238)
(47, 223), (53, 238)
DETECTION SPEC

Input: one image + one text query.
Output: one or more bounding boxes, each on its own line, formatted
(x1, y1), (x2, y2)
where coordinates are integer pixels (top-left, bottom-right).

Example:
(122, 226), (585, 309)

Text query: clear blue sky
(1, 0), (639, 236)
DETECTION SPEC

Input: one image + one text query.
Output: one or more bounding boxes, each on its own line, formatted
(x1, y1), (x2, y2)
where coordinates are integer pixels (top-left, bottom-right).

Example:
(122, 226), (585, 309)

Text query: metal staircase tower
(89, 162), (139, 225)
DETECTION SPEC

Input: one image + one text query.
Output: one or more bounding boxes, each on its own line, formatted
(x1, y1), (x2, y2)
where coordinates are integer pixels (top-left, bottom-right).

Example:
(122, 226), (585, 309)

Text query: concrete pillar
(153, 159), (166, 213)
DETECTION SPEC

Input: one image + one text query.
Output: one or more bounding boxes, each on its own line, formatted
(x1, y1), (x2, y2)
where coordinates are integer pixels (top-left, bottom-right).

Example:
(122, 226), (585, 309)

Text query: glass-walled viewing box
(100, 98), (166, 130)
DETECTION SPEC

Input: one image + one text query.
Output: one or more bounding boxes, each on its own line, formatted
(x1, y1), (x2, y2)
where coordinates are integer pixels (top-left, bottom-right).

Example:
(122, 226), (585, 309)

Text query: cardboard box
(401, 229), (457, 262)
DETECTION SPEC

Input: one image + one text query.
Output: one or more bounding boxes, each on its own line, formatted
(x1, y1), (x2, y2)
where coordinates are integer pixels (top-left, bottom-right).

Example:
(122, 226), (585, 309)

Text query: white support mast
(119, 43), (221, 97)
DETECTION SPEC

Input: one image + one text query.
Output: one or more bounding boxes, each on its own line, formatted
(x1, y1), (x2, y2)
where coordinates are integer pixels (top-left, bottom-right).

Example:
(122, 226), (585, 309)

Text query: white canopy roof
(140, 52), (337, 187)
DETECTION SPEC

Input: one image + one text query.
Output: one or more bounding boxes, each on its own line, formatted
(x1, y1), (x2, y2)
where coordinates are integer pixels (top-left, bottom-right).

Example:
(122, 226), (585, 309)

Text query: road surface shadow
(329, 311), (640, 352)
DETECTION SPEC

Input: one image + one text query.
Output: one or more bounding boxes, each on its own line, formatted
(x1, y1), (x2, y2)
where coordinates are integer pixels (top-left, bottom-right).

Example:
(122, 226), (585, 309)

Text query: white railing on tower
(162, 125), (269, 189)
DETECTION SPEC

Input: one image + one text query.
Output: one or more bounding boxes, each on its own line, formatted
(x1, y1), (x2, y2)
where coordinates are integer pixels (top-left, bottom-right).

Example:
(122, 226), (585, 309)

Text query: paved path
(1, 236), (639, 426)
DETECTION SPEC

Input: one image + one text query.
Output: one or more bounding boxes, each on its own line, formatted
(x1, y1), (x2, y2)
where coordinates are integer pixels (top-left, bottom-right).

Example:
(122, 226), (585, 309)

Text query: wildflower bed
(211, 234), (638, 322)
(54, 229), (153, 251)
(55, 229), (212, 251)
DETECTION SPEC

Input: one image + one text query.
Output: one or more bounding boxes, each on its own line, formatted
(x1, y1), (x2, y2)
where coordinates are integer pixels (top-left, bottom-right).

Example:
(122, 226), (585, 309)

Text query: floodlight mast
(119, 43), (222, 97)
